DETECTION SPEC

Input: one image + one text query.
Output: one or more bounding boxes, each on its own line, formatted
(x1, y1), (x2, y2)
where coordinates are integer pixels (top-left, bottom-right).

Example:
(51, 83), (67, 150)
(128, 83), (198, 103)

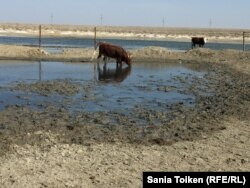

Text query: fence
(37, 25), (97, 49)
(243, 32), (250, 51)
(0, 25), (249, 51)
(36, 27), (250, 51)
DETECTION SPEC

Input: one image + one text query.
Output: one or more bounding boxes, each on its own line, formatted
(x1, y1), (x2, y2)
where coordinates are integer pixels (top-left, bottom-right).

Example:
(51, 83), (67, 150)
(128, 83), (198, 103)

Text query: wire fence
(0, 25), (249, 51)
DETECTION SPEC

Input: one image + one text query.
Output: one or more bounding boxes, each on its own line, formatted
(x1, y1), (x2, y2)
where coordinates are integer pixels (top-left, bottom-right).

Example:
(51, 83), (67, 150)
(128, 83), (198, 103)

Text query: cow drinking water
(96, 42), (132, 67)
(191, 37), (207, 48)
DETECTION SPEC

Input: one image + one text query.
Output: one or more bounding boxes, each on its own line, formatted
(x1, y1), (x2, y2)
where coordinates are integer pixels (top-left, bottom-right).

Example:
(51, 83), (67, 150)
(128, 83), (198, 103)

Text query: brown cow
(191, 37), (207, 48)
(96, 42), (132, 66)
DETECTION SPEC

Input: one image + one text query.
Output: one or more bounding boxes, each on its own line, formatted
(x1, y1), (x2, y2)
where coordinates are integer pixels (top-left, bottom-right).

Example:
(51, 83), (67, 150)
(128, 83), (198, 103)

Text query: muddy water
(0, 60), (208, 116)
(3, 59), (249, 145)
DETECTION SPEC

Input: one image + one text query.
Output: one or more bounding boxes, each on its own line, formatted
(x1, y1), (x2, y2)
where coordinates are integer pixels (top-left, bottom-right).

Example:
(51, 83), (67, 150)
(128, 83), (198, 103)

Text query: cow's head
(126, 52), (132, 66)
(204, 38), (208, 43)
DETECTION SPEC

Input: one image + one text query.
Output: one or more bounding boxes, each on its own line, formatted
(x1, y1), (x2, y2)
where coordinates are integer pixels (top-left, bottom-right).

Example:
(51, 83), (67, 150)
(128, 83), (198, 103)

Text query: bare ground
(0, 45), (249, 188)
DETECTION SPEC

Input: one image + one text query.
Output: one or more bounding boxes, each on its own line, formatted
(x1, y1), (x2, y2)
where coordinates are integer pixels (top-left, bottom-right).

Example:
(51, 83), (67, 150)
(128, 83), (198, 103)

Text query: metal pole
(93, 27), (97, 71)
(94, 27), (97, 49)
(39, 25), (42, 48)
(243, 32), (245, 51)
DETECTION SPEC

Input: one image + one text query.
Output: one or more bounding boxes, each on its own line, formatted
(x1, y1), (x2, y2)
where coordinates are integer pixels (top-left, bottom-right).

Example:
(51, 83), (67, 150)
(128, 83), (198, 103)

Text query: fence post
(243, 32), (246, 51)
(39, 25), (42, 48)
(94, 27), (97, 49)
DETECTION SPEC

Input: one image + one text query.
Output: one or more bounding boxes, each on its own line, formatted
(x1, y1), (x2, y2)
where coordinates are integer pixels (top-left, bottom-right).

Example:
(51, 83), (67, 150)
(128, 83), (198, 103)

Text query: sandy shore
(0, 23), (250, 43)
(0, 43), (249, 187)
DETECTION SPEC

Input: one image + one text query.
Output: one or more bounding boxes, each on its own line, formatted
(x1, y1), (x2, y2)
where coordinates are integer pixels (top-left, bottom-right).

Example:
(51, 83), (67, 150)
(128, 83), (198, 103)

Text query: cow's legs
(103, 62), (107, 72)
(97, 52), (102, 59)
(103, 56), (107, 61)
(192, 42), (195, 49)
(116, 59), (122, 68)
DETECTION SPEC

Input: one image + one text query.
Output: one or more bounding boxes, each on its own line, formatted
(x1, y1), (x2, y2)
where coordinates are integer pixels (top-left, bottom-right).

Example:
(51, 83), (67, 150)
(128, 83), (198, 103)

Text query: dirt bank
(0, 44), (250, 74)
(0, 46), (249, 187)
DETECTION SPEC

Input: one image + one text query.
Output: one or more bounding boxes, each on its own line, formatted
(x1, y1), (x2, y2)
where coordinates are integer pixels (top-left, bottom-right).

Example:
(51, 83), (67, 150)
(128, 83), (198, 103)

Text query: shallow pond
(0, 60), (209, 114)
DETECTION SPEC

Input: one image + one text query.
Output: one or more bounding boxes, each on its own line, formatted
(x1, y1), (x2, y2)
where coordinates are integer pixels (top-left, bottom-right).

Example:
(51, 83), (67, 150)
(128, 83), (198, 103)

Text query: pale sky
(0, 0), (249, 28)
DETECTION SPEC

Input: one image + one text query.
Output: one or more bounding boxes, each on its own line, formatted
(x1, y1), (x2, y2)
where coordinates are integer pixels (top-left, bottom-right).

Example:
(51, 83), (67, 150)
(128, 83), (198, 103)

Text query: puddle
(0, 60), (209, 114)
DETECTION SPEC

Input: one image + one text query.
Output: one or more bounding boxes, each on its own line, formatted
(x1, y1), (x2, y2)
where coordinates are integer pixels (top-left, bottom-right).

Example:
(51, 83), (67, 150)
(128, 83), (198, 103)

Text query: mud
(0, 60), (249, 148)
(0, 47), (249, 187)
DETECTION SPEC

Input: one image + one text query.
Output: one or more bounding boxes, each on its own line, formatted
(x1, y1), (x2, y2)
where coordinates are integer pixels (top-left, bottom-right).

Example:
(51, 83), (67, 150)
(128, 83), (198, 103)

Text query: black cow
(191, 37), (207, 48)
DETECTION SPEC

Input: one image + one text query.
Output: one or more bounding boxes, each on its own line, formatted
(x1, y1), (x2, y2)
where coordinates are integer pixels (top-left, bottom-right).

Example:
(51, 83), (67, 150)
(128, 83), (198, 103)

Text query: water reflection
(39, 61), (42, 81)
(97, 63), (131, 83)
(0, 60), (210, 113)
